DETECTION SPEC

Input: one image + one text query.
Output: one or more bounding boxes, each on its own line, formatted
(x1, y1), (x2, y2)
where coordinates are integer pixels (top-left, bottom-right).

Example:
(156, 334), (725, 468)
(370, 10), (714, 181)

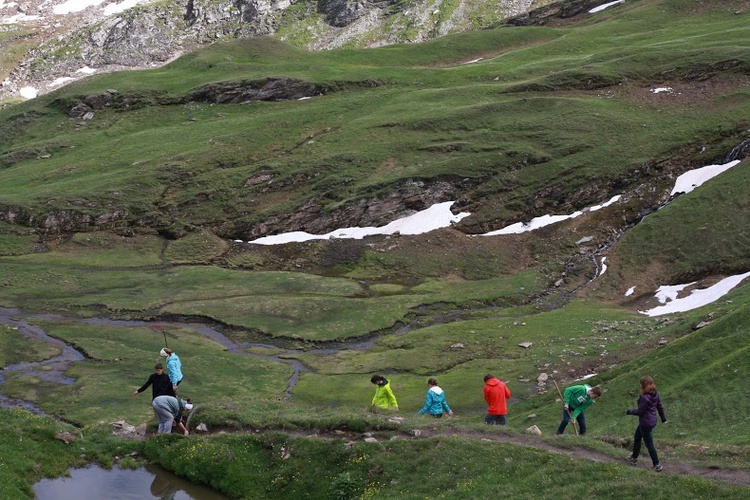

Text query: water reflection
(33, 464), (228, 500)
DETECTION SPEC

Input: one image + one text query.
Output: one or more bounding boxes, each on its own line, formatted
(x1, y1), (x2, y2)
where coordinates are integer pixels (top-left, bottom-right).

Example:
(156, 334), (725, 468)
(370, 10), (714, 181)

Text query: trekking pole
(148, 325), (168, 349)
(552, 378), (578, 436)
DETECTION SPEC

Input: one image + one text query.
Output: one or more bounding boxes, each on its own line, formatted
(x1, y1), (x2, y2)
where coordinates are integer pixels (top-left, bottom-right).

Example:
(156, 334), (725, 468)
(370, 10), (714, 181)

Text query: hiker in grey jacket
(152, 395), (190, 435)
(418, 378), (453, 418)
(625, 375), (667, 471)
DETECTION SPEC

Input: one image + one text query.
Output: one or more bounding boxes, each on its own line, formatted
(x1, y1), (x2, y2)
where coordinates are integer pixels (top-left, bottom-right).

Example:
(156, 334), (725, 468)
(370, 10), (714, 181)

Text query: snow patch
(598, 257), (608, 276)
(19, 86), (38, 99)
(248, 201), (470, 245)
(103, 0), (150, 16)
(483, 195), (621, 235)
(670, 160), (741, 196)
(76, 66), (98, 74)
(589, 0), (624, 14)
(53, 0), (106, 15)
(625, 286), (636, 297)
(49, 77), (75, 88)
(651, 87), (673, 94)
(640, 272), (750, 316)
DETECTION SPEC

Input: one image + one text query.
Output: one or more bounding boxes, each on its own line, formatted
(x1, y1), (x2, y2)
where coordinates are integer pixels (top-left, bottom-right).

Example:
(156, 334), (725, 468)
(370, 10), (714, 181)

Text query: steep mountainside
(0, 0), (573, 101)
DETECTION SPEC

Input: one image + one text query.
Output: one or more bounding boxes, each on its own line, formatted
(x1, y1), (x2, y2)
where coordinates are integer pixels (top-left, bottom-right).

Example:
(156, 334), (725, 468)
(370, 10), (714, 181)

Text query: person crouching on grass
(370, 374), (398, 412)
(152, 395), (190, 435)
(418, 378), (453, 418)
(625, 375), (667, 472)
(555, 384), (602, 436)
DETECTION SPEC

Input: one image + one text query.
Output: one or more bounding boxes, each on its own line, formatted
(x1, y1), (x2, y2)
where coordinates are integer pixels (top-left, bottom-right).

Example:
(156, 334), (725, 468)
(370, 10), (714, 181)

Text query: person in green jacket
(555, 384), (602, 435)
(371, 374), (398, 411)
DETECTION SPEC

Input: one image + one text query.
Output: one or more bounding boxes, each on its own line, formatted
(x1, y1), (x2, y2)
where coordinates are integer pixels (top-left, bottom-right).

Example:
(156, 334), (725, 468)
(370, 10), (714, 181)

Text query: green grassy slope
(0, 0), (748, 237)
(0, 0), (749, 497)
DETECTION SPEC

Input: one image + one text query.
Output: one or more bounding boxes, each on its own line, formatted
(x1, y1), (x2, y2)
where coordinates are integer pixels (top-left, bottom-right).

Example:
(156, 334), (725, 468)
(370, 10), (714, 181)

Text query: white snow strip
(654, 282), (694, 304)
(53, 0), (106, 15)
(1, 13), (42, 23)
(599, 257), (608, 276)
(463, 58), (483, 65)
(590, 0), (624, 13)
(640, 272), (750, 317)
(248, 201), (471, 245)
(651, 87), (673, 94)
(483, 195), (621, 236)
(76, 66), (98, 74)
(103, 0), (148, 16)
(625, 286), (636, 297)
(19, 86), (38, 99)
(670, 160), (740, 196)
(587, 194), (621, 212)
(49, 77), (75, 88)
(576, 373), (598, 381)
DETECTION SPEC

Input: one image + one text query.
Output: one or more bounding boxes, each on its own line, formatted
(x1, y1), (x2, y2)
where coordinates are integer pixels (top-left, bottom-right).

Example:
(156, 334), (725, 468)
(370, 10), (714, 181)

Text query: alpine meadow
(0, 0), (749, 498)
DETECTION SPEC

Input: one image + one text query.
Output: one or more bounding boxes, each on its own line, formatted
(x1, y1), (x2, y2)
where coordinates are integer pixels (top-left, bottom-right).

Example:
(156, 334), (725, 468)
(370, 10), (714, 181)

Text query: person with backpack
(483, 374), (511, 425)
(418, 378), (453, 418)
(555, 383), (602, 435)
(370, 374), (398, 411)
(625, 375), (667, 472)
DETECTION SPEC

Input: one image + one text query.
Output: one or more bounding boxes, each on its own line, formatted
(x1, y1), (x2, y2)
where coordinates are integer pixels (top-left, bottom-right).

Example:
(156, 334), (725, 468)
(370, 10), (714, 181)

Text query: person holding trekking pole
(555, 383), (602, 436)
(160, 348), (183, 393)
(625, 375), (667, 472)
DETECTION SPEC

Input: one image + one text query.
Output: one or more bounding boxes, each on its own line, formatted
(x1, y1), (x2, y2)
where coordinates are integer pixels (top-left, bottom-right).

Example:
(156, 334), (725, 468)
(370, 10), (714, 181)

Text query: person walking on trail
(152, 395), (191, 435)
(418, 378), (453, 418)
(483, 374), (511, 425)
(555, 384), (602, 435)
(625, 375), (667, 472)
(160, 348), (183, 393)
(370, 374), (398, 411)
(132, 363), (175, 400)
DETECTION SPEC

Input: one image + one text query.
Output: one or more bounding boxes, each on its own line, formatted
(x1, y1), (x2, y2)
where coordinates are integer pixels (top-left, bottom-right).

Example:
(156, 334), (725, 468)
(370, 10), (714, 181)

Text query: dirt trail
(241, 425), (750, 488)
(416, 428), (750, 487)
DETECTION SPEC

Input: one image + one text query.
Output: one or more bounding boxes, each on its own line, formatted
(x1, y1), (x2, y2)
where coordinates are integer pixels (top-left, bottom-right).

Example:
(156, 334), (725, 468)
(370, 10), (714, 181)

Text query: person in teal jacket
(371, 374), (398, 411)
(418, 378), (453, 418)
(555, 384), (602, 435)
(160, 348), (183, 393)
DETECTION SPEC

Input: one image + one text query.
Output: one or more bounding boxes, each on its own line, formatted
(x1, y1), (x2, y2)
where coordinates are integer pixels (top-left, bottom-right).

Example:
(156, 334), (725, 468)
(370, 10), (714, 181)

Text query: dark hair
(427, 378), (438, 386)
(639, 376), (657, 394)
(154, 363), (163, 370)
(590, 385), (603, 397)
(484, 374), (494, 382)
(371, 374), (384, 384)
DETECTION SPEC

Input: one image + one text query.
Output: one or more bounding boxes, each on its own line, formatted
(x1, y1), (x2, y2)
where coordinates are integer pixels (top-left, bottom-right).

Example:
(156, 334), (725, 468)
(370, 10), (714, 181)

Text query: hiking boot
(625, 456), (637, 465)
(652, 463), (663, 472)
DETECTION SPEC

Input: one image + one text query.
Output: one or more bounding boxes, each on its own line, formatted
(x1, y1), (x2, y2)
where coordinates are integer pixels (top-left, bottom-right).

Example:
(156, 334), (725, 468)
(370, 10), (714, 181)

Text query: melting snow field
(248, 201), (470, 245)
(482, 195), (621, 235)
(640, 272), (750, 316)
(590, 0), (624, 14)
(670, 160), (741, 196)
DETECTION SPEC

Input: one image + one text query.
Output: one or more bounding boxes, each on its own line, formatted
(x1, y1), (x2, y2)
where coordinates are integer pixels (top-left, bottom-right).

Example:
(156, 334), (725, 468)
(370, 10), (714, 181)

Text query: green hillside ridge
(0, 0), (749, 497)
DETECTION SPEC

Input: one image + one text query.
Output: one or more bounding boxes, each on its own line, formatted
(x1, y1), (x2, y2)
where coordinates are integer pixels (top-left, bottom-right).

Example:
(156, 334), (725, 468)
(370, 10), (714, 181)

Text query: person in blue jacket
(418, 378), (453, 418)
(160, 348), (183, 393)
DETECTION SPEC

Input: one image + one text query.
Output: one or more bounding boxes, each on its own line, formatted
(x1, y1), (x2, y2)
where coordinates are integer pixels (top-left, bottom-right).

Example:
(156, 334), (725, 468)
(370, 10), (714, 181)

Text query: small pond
(33, 463), (228, 499)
